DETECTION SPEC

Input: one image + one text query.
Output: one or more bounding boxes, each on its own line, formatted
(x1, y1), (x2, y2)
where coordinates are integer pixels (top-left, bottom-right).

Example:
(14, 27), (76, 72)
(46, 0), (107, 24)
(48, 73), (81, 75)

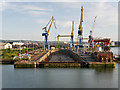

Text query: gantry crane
(88, 16), (97, 48)
(42, 16), (56, 50)
(76, 6), (83, 53)
(57, 21), (74, 48)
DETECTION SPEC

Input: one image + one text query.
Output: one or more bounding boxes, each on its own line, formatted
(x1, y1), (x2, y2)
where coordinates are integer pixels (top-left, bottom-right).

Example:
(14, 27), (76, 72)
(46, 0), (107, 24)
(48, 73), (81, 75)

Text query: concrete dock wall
(89, 62), (115, 68)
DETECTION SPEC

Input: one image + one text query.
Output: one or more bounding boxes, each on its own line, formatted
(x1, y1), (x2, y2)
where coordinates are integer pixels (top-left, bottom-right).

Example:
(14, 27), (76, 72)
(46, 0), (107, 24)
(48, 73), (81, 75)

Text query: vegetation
(110, 45), (120, 47)
(0, 48), (38, 60)
(55, 45), (68, 48)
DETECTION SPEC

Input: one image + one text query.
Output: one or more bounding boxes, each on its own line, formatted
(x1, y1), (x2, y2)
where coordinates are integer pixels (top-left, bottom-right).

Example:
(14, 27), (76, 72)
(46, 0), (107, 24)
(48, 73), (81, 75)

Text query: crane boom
(92, 16), (97, 36)
(57, 35), (71, 37)
(47, 21), (53, 36)
(79, 6), (83, 33)
(42, 19), (51, 31)
(47, 16), (56, 36)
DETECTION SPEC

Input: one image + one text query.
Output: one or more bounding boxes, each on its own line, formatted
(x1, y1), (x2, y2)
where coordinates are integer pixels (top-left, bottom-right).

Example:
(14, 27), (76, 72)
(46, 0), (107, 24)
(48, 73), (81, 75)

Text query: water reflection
(94, 67), (113, 72)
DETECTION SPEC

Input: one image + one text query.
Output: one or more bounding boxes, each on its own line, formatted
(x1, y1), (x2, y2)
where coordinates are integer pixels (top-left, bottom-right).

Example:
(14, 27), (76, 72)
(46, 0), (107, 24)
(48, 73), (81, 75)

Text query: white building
(13, 42), (24, 46)
(95, 47), (102, 52)
(111, 41), (115, 46)
(2, 43), (12, 49)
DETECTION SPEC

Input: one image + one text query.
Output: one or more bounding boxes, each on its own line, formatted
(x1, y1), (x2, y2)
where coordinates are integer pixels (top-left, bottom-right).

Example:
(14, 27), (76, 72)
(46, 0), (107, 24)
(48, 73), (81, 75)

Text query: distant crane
(76, 6), (83, 53)
(57, 35), (71, 43)
(88, 16), (97, 48)
(57, 21), (74, 48)
(71, 21), (74, 47)
(91, 16), (97, 37)
(42, 16), (57, 50)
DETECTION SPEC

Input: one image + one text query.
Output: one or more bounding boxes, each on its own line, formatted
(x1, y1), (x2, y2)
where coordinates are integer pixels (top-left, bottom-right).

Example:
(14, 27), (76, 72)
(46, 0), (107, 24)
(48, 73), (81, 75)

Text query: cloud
(28, 11), (48, 16)
(3, 0), (119, 2)
(36, 19), (48, 24)
(36, 19), (72, 28)
(2, 2), (51, 16)
(21, 5), (47, 11)
(57, 21), (72, 28)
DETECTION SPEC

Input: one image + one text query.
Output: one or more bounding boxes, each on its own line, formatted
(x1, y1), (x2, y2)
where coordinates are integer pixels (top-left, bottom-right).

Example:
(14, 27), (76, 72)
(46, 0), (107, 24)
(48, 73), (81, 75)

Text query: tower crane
(57, 21), (74, 48)
(88, 16), (97, 48)
(76, 6), (83, 53)
(42, 16), (56, 50)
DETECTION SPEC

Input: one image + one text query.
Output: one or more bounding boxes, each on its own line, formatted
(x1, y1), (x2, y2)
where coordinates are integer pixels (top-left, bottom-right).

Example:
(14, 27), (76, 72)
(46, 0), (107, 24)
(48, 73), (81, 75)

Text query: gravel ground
(49, 54), (74, 62)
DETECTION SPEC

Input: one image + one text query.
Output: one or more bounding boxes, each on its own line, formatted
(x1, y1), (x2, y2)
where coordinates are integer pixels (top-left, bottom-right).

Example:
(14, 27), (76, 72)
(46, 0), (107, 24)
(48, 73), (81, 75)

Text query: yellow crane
(57, 21), (74, 47)
(42, 16), (56, 50)
(78, 6), (83, 45)
(76, 6), (83, 53)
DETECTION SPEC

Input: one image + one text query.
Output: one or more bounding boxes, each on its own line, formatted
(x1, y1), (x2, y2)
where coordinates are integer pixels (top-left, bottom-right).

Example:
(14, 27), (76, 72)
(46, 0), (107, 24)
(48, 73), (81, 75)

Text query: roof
(9, 42), (13, 44)
(1, 43), (12, 46)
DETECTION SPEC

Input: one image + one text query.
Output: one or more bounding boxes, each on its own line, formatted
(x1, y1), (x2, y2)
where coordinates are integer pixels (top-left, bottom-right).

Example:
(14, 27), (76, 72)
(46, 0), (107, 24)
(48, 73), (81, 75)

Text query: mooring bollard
(113, 62), (116, 68)
(34, 62), (36, 68)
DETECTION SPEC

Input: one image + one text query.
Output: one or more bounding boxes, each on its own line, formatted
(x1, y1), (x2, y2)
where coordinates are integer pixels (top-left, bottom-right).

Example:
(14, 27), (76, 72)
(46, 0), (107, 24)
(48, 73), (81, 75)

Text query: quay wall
(89, 62), (115, 68)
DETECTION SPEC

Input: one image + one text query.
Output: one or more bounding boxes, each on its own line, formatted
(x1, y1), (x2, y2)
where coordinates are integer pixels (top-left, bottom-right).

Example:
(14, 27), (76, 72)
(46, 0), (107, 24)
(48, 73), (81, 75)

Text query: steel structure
(57, 21), (74, 47)
(93, 38), (111, 51)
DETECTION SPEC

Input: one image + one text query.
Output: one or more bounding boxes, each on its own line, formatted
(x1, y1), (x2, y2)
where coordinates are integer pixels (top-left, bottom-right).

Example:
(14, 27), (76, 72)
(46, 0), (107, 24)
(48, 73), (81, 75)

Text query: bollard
(34, 62), (36, 68)
(113, 62), (116, 68)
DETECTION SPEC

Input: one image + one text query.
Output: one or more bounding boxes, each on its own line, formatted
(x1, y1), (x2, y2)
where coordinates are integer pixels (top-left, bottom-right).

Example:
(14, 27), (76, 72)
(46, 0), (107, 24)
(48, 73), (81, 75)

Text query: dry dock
(14, 49), (115, 68)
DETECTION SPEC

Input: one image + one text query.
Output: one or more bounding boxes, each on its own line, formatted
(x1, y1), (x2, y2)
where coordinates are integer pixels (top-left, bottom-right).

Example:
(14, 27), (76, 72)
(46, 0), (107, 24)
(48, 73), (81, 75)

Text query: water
(1, 47), (119, 88)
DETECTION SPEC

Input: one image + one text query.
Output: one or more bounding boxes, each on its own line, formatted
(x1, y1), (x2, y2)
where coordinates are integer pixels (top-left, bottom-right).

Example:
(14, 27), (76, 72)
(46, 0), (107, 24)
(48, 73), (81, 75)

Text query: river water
(1, 47), (119, 88)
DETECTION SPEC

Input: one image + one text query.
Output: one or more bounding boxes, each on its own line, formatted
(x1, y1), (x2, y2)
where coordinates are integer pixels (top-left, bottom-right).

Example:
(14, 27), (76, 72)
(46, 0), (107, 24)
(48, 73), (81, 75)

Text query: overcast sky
(1, 1), (118, 41)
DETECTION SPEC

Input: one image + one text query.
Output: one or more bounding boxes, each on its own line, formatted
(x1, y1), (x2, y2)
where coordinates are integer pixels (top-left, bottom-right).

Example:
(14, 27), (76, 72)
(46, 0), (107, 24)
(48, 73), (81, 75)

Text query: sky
(0, 1), (119, 41)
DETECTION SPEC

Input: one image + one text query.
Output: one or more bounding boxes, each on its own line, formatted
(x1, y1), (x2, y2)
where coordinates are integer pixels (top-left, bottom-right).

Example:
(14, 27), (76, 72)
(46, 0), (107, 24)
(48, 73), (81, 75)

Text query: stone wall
(92, 52), (113, 62)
